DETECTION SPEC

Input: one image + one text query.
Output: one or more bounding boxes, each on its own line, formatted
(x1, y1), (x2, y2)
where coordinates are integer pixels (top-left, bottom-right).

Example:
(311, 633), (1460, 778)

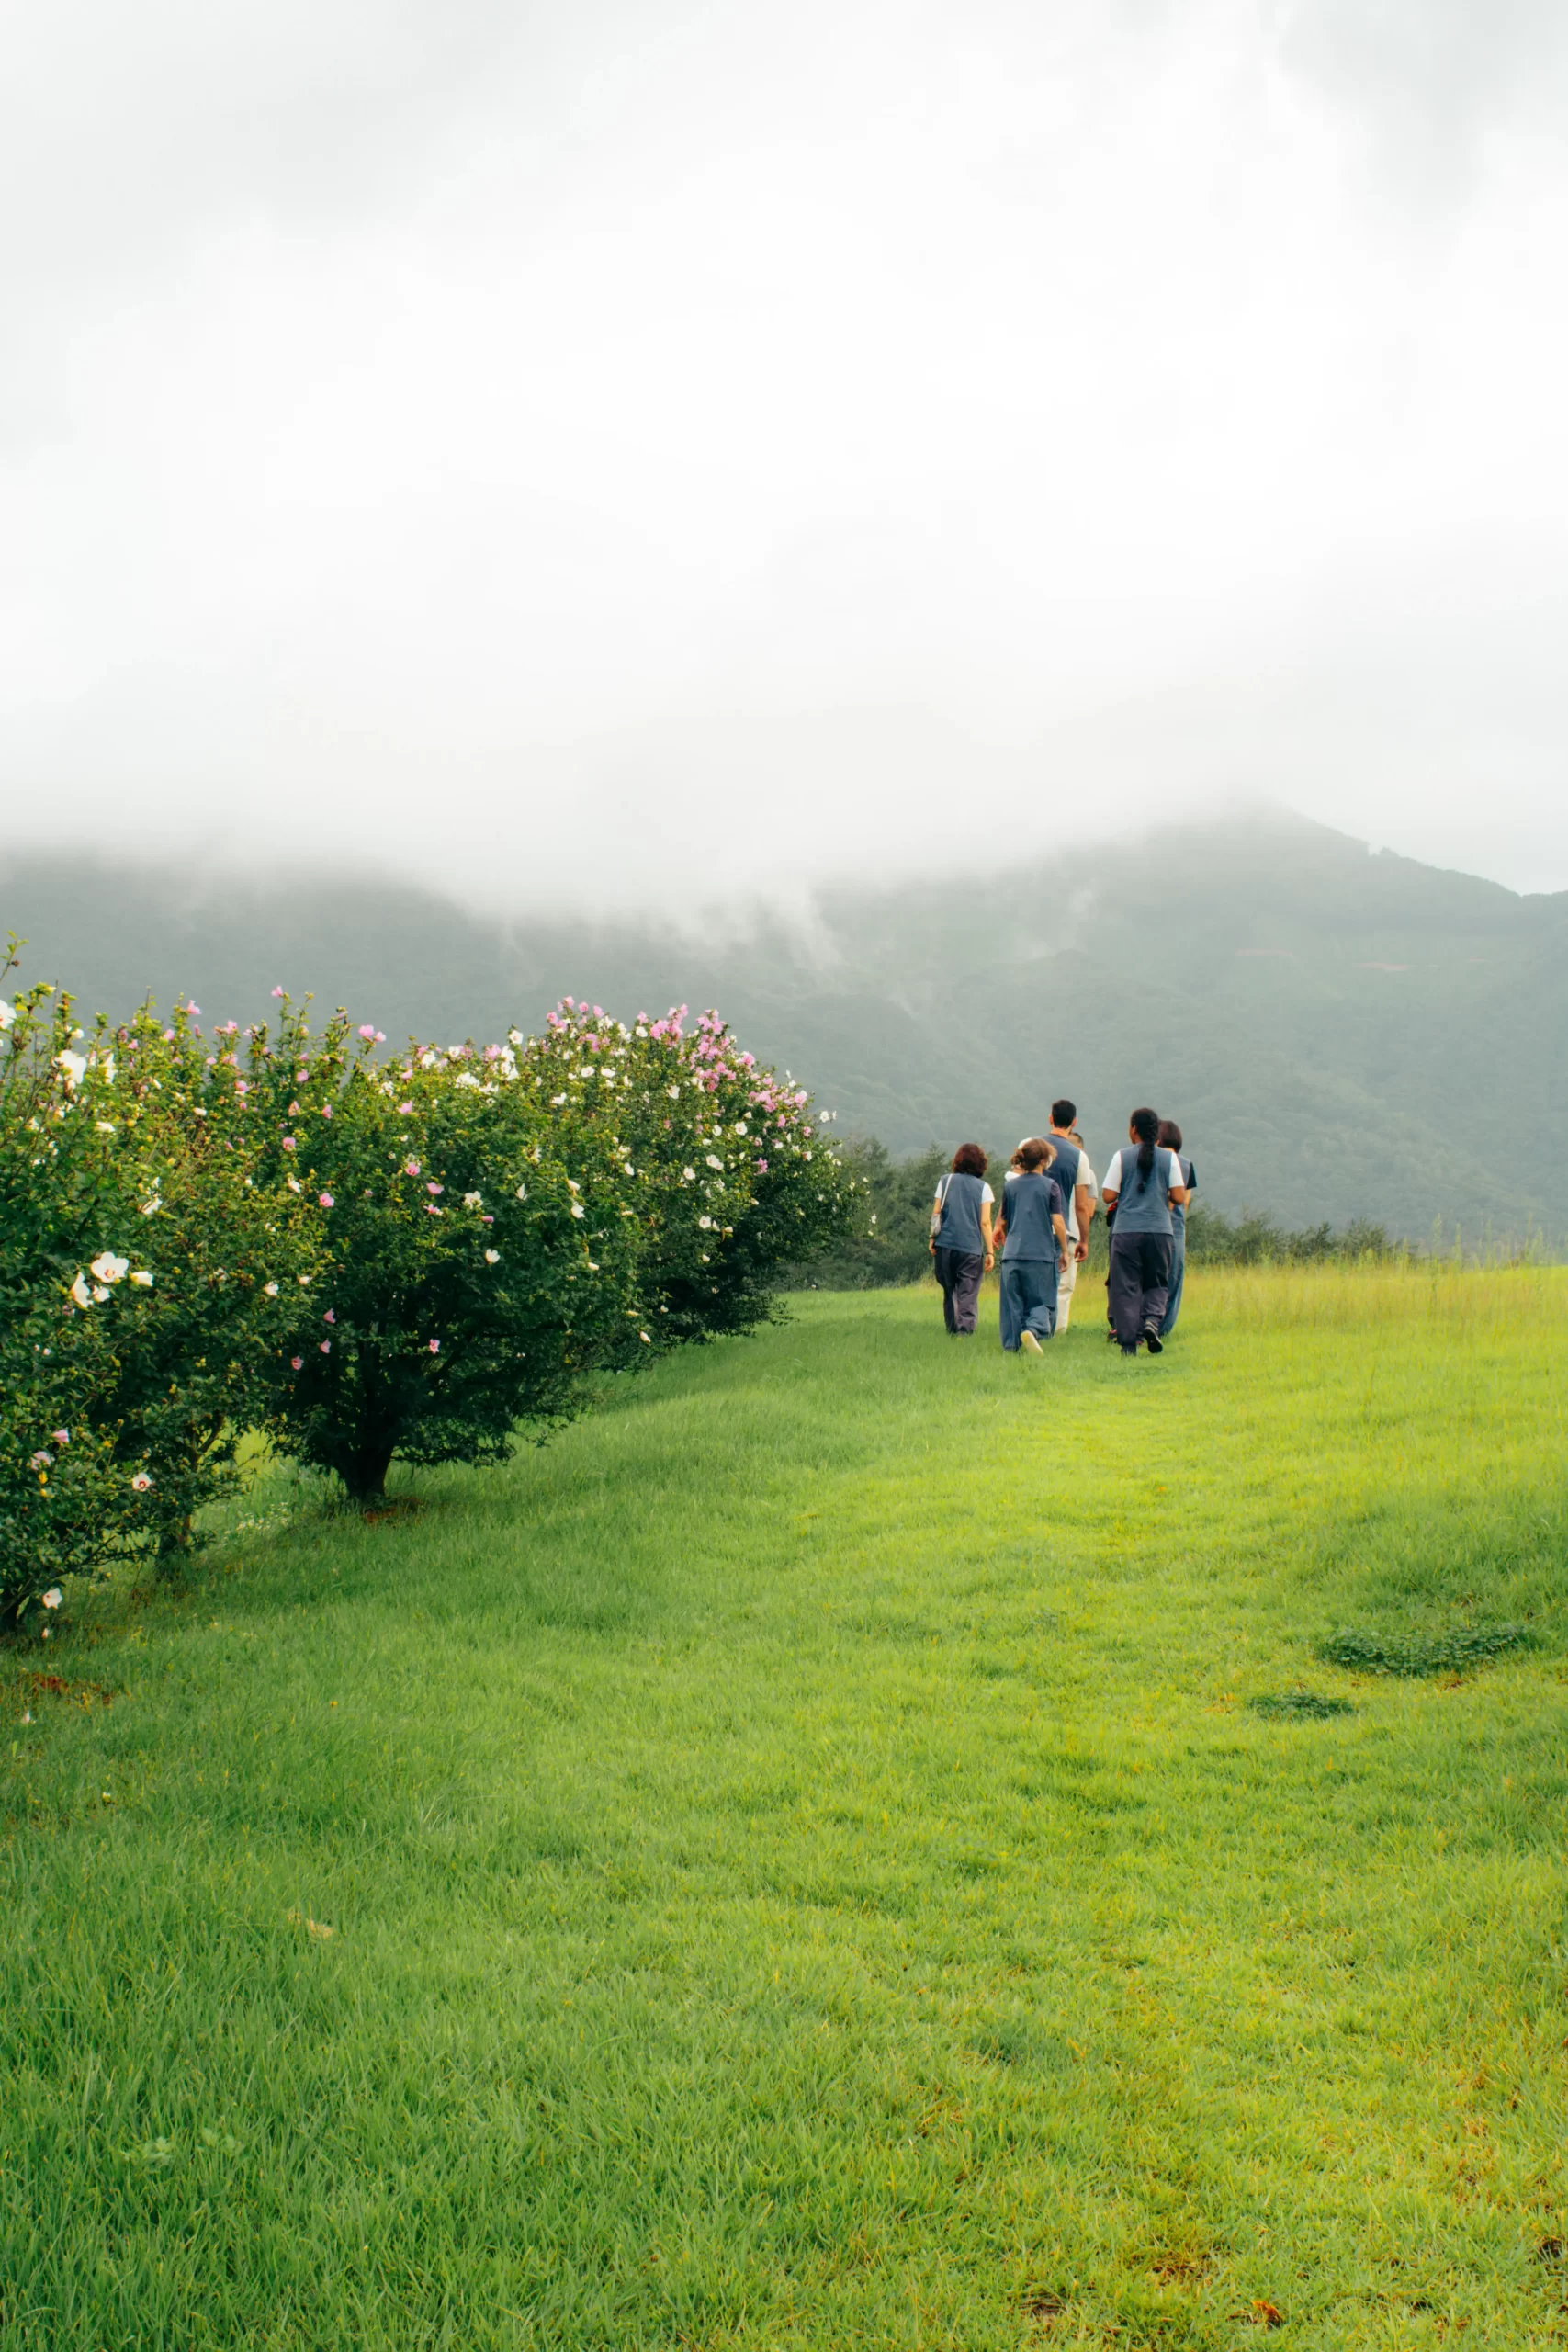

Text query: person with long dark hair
(929, 1143), (995, 1336)
(1156, 1118), (1196, 1338)
(1100, 1108), (1189, 1354)
(993, 1138), (1072, 1354)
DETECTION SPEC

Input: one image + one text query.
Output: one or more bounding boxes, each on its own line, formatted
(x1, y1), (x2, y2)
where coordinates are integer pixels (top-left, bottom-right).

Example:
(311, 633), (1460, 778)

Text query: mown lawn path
(4, 1271), (1566, 2348)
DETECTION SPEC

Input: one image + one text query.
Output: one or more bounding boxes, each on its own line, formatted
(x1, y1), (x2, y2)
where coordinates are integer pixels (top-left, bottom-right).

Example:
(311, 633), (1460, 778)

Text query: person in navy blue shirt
(993, 1138), (1072, 1354)
(1156, 1118), (1196, 1338)
(1100, 1108), (1190, 1354)
(929, 1143), (995, 1335)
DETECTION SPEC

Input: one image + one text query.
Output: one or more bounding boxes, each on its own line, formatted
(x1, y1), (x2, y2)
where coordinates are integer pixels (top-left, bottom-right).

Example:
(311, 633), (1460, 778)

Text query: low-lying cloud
(4, 0), (1567, 908)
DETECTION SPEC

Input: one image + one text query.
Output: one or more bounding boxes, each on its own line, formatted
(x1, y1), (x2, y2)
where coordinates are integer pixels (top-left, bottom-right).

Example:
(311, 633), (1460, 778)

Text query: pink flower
(291, 1356), (304, 1370)
(758, 1159), (769, 1172)
(52, 1430), (69, 1446)
(428, 1338), (440, 1352)
(323, 1309), (335, 1324)
(320, 1340), (332, 1353)
(426, 1182), (443, 1196)
(272, 985), (286, 998)
(321, 1103), (333, 1119)
(404, 1159), (421, 1177)
(29, 1450), (50, 1470)
(319, 1193), (334, 1209)
(398, 1101), (413, 1114)
(281, 1136), (297, 1151)
(358, 1025), (377, 1040)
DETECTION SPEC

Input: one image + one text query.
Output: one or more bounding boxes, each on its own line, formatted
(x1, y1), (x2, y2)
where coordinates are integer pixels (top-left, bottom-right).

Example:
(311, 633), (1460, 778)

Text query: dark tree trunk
(339, 1439), (397, 1504)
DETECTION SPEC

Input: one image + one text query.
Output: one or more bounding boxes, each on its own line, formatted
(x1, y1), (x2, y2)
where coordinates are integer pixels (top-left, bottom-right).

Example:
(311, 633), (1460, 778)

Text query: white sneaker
(1020, 1329), (1044, 1356)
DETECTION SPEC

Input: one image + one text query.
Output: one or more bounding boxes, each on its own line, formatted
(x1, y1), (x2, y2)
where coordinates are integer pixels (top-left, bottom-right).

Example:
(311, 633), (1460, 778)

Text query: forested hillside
(7, 812), (1565, 1241)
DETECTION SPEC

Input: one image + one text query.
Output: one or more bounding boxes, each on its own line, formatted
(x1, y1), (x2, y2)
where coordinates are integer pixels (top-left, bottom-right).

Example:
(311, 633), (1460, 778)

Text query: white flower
(69, 1272), (93, 1308)
(41, 1588), (62, 1610)
(586, 1259), (599, 1271)
(130, 1270), (153, 1287)
(96, 1120), (117, 1134)
(514, 1183), (527, 1201)
(550, 1092), (568, 1105)
(0, 997), (14, 1030)
(140, 1196), (162, 1216)
(90, 1251), (130, 1283)
(298, 1272), (311, 1285)
(566, 1178), (581, 1192)
(682, 1167), (696, 1182)
(484, 1248), (500, 1264)
(639, 1330), (651, 1342)
(56, 1049), (87, 1090)
(286, 1175), (301, 1193)
(667, 1086), (681, 1099)
(698, 1215), (714, 1229)
(131, 1472), (153, 1491)
(734, 1122), (748, 1135)
(570, 1203), (586, 1218)
(463, 1192), (482, 1209)
(92, 1283), (110, 1302)
(507, 1028), (523, 1046)
(705, 1154), (724, 1170)
(264, 1281), (279, 1296)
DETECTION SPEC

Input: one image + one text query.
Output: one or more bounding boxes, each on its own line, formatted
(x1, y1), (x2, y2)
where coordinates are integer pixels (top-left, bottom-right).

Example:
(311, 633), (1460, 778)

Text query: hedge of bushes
(1, 958), (855, 1633)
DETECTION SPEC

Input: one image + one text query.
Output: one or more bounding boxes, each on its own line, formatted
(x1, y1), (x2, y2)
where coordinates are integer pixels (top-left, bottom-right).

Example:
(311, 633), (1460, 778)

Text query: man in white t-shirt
(1017, 1101), (1097, 1331)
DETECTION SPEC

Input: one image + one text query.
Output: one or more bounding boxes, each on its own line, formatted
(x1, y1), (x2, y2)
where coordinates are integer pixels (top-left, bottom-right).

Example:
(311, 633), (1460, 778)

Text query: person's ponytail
(1130, 1105), (1160, 1192)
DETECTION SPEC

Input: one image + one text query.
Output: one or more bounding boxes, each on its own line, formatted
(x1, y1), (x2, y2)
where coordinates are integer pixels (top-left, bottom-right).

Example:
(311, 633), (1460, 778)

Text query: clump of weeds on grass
(1248, 1690), (1353, 1720)
(1317, 1623), (1537, 1677)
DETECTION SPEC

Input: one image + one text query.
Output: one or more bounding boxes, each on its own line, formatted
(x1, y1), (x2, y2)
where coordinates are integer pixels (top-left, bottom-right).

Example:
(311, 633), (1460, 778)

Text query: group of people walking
(928, 1100), (1196, 1357)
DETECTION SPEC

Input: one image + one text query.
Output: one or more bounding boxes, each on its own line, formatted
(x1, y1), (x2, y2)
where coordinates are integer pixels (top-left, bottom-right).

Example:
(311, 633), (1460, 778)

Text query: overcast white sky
(4, 0), (1567, 910)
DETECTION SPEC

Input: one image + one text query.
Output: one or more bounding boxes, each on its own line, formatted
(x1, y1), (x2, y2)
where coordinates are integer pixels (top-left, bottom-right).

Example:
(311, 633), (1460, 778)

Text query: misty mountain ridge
(6, 811), (1565, 1245)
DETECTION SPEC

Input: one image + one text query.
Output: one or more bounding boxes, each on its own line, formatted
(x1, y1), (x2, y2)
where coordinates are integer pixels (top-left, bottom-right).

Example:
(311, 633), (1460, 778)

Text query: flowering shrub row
(1, 957), (854, 1629)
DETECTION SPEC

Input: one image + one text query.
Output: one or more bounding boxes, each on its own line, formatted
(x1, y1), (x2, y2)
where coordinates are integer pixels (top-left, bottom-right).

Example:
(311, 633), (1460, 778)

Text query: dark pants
(934, 1248), (984, 1335)
(1108, 1232), (1172, 1350)
(998, 1259), (1057, 1349)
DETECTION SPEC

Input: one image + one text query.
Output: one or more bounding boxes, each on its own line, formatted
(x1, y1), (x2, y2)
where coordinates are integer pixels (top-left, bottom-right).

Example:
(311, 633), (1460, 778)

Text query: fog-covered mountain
(6, 813), (1564, 1243)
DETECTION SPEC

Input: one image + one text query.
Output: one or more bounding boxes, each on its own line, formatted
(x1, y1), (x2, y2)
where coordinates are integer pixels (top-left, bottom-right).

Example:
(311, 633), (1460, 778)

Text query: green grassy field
(4, 1269), (1567, 2350)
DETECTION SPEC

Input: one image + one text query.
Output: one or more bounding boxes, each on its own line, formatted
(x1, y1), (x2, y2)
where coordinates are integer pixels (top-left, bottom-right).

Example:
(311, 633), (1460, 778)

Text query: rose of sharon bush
(85, 999), (326, 1556)
(263, 1010), (648, 1500)
(520, 1002), (855, 1351)
(0, 958), (161, 1626)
